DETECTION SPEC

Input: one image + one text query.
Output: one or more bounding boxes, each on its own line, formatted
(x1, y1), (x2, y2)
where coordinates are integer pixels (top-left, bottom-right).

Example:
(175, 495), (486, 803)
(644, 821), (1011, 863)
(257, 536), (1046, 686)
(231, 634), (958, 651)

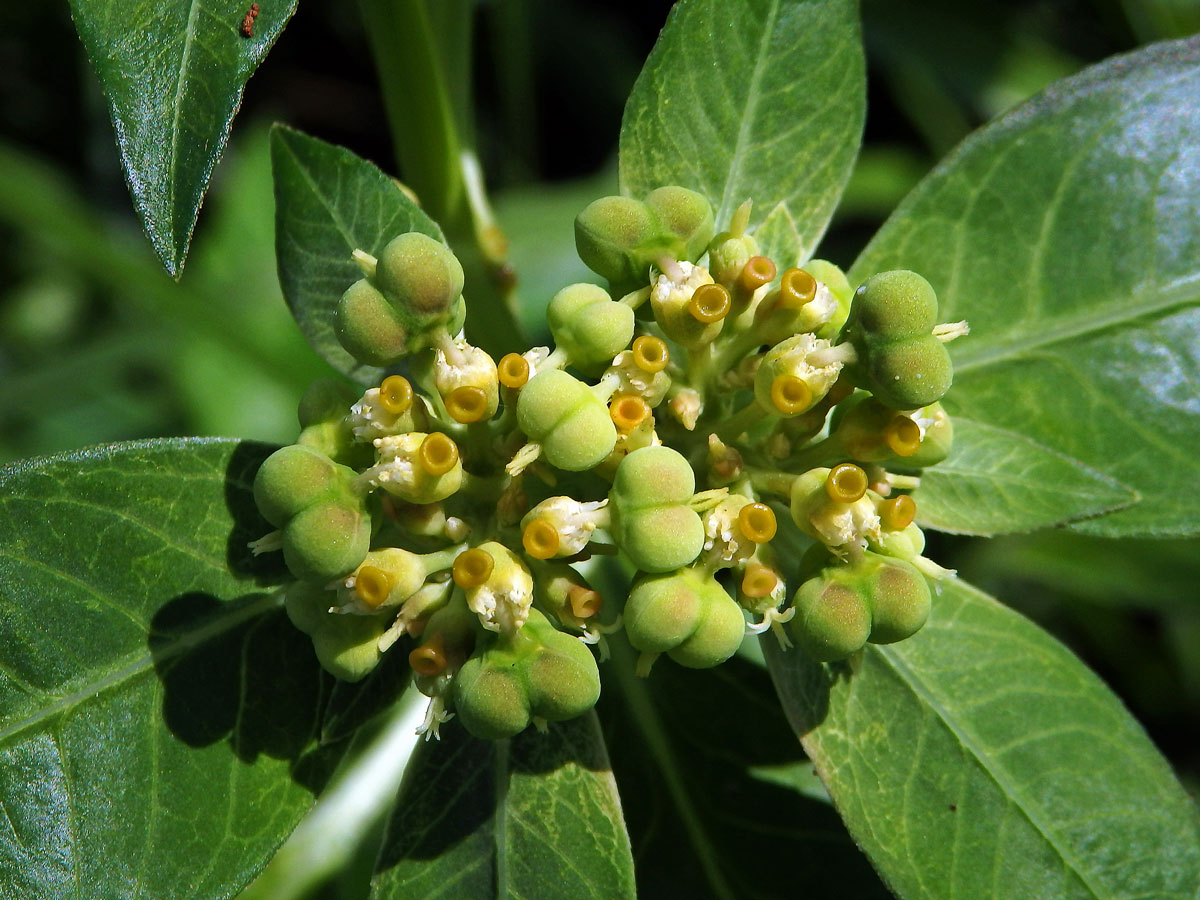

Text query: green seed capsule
(453, 660), (531, 740)
(847, 270), (939, 341)
(516, 370), (617, 471)
(610, 446), (705, 573)
(625, 568), (745, 668)
(522, 613), (602, 721)
(645, 186), (715, 263)
(866, 336), (953, 409)
(335, 278), (410, 367)
(374, 232), (465, 316)
(253, 444), (340, 528)
(282, 499), (372, 581)
(790, 575), (873, 661)
(284, 581), (386, 682)
(574, 196), (662, 286)
(864, 555), (931, 645)
(547, 283), (635, 369)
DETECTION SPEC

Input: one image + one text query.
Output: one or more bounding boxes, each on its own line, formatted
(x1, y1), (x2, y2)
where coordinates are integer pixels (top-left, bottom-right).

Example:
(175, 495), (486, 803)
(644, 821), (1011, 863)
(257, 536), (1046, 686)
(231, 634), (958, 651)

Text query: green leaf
(600, 641), (891, 900)
(850, 36), (1200, 537)
(68, 0), (296, 276)
(913, 417), (1137, 535)
(271, 124), (445, 384)
(619, 0), (864, 256)
(0, 438), (341, 899)
(371, 713), (635, 899)
(764, 577), (1200, 899)
(753, 201), (805, 273)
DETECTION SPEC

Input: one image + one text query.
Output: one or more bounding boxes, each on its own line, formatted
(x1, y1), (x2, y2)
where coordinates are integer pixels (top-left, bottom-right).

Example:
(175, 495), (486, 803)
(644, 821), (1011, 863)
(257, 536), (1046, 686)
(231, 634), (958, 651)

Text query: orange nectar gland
(354, 565), (394, 607)
(409, 633), (448, 677)
(770, 375), (812, 415)
(879, 494), (917, 531)
(826, 462), (869, 504)
(884, 414), (922, 457)
(631, 335), (669, 373)
(741, 564), (779, 599)
(569, 586), (603, 619)
(498, 353), (530, 389)
(418, 432), (459, 476)
(776, 268), (818, 310)
(688, 283), (731, 324)
(522, 519), (561, 560)
(737, 502), (778, 543)
(378, 375), (413, 415)
(452, 547), (494, 588)
(737, 256), (777, 294)
(445, 385), (489, 423)
(610, 394), (650, 432)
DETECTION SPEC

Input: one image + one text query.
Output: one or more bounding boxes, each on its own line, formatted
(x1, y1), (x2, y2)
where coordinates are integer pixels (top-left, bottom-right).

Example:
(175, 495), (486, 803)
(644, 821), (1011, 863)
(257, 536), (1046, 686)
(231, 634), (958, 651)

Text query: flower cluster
(252, 187), (966, 740)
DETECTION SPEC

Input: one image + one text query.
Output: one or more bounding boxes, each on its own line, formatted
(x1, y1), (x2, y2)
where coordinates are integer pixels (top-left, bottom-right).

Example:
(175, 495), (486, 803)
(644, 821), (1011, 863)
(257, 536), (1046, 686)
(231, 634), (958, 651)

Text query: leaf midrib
(0, 591), (281, 747)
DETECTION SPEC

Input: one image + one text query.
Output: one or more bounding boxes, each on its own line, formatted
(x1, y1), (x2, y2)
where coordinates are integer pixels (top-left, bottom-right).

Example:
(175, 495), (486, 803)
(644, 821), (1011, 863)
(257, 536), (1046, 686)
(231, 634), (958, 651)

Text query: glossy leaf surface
(68, 0), (296, 275)
(851, 37), (1200, 536)
(0, 438), (339, 899)
(765, 577), (1200, 899)
(619, 0), (864, 258)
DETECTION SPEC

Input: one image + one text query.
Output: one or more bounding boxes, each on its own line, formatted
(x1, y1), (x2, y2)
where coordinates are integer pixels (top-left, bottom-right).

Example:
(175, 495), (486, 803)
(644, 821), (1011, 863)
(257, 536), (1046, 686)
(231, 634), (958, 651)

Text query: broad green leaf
(619, 0), (864, 257)
(600, 640), (891, 900)
(851, 36), (1200, 537)
(0, 438), (341, 899)
(765, 577), (1200, 899)
(913, 417), (1137, 535)
(271, 125), (444, 384)
(371, 713), (635, 899)
(68, 0), (296, 276)
(753, 201), (804, 273)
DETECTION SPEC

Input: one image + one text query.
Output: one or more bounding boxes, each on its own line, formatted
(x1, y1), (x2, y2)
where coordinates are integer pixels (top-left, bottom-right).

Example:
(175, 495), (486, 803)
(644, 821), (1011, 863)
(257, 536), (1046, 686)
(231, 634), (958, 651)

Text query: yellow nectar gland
(498, 353), (530, 389)
(409, 633), (448, 677)
(453, 547), (495, 588)
(378, 375), (413, 415)
(445, 385), (490, 423)
(776, 268), (818, 310)
(688, 283), (731, 324)
(418, 432), (460, 476)
(826, 462), (869, 504)
(741, 564), (779, 599)
(569, 586), (603, 619)
(631, 335), (669, 373)
(737, 256), (777, 294)
(879, 494), (917, 531)
(522, 519), (561, 560)
(738, 502), (778, 543)
(770, 375), (812, 415)
(884, 415), (922, 457)
(610, 394), (651, 432)
(354, 565), (394, 607)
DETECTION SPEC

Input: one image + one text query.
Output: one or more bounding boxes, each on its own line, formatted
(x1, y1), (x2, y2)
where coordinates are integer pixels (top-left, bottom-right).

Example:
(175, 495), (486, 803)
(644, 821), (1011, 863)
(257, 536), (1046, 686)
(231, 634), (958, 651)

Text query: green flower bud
(866, 337), (953, 410)
(547, 283), (636, 370)
(285, 581), (387, 682)
(516, 370), (617, 471)
(707, 231), (760, 287)
(335, 278), (411, 367)
(624, 568), (745, 668)
(610, 446), (705, 573)
(644, 186), (715, 263)
(574, 196), (661, 286)
(374, 232), (465, 317)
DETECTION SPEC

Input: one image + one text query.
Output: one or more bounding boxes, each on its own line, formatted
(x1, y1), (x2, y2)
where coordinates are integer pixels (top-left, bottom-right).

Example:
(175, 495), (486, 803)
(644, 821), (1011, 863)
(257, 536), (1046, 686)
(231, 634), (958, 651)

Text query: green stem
(747, 467), (797, 499)
(715, 400), (769, 442)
